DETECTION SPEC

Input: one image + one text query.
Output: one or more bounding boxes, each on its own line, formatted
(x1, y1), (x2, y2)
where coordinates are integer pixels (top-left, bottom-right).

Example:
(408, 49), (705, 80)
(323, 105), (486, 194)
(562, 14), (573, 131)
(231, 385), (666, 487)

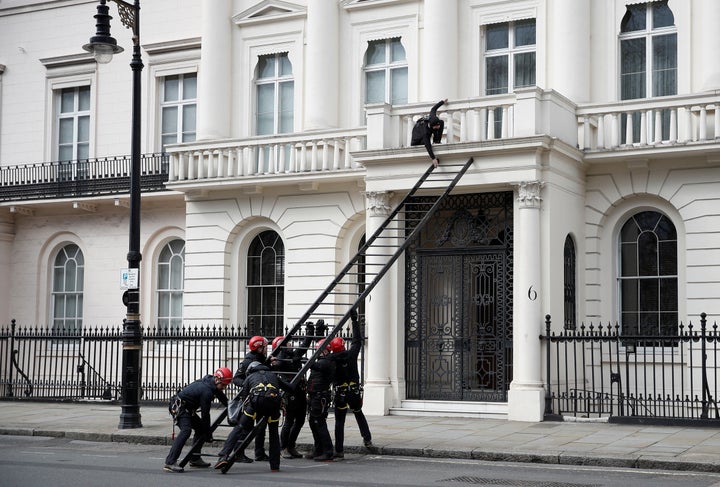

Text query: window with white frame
(156, 239), (185, 333)
(57, 86), (90, 162)
(246, 230), (285, 337)
(618, 210), (678, 337)
(484, 19), (536, 95)
(51, 244), (84, 333)
(484, 19), (536, 137)
(255, 53), (294, 135)
(364, 37), (408, 105)
(160, 73), (197, 148)
(619, 1), (676, 141)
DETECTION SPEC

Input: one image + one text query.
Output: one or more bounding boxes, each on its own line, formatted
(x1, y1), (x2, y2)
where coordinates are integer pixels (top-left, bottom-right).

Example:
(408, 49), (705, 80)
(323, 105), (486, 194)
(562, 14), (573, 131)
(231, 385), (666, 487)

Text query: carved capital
(362, 191), (394, 217)
(514, 181), (544, 209)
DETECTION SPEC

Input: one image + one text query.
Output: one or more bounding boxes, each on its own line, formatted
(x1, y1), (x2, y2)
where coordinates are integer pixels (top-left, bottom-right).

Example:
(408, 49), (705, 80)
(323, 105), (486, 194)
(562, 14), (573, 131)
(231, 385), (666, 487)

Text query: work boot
(214, 457), (230, 470)
(313, 453), (334, 462)
(255, 452), (270, 462)
(364, 438), (373, 448)
(287, 446), (303, 458)
(188, 457), (211, 468)
(163, 463), (184, 473)
(334, 451), (344, 459)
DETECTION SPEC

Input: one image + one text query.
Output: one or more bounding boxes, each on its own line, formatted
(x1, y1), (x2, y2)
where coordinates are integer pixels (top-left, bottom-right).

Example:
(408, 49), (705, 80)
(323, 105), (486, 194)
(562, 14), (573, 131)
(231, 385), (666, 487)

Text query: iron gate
(405, 192), (513, 401)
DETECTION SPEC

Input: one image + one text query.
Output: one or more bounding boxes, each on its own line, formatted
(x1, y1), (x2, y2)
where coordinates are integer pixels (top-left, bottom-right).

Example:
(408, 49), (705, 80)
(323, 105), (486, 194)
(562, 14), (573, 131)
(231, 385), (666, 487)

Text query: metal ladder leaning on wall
(182, 157), (474, 470)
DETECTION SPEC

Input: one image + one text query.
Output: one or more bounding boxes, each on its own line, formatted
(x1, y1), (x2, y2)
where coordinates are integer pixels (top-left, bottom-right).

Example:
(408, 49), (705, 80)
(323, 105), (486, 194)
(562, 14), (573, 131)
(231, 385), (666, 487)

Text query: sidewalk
(1, 401), (719, 472)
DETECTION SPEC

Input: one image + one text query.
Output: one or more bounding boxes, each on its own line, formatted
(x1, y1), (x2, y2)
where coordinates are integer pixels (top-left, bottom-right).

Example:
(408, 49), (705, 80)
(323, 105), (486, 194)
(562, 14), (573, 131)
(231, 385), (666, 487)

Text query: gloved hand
(315, 319), (328, 336)
(350, 309), (358, 323)
(305, 322), (315, 337)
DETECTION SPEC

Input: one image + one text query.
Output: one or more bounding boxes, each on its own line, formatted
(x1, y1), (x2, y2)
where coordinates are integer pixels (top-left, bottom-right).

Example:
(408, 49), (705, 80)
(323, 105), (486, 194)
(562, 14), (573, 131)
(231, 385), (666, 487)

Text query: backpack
(411, 117), (428, 146)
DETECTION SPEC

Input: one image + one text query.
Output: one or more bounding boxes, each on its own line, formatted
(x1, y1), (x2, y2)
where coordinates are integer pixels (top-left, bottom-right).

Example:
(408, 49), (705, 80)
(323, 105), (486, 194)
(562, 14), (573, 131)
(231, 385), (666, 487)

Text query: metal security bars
(543, 313), (720, 424)
(0, 320), (362, 404)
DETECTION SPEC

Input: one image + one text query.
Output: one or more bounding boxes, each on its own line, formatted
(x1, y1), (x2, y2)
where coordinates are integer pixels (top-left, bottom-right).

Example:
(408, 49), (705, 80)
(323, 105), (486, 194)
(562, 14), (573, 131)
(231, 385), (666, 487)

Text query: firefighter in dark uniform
(331, 309), (373, 458)
(163, 367), (231, 473)
(410, 98), (448, 167)
(215, 361), (292, 472)
(270, 323), (315, 459)
(305, 320), (336, 462)
(233, 335), (272, 462)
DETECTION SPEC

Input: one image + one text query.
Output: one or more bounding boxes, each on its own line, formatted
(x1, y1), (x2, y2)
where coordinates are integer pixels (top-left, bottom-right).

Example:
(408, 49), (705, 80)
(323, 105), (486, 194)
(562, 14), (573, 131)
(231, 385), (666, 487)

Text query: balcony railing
(1, 91), (718, 201)
(577, 92), (720, 150)
(165, 127), (368, 184)
(0, 153), (168, 202)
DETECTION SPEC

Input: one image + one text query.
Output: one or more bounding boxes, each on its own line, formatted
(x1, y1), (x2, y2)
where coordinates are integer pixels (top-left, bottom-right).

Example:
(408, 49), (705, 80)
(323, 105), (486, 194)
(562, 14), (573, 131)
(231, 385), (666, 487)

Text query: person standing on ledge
(411, 98), (448, 167)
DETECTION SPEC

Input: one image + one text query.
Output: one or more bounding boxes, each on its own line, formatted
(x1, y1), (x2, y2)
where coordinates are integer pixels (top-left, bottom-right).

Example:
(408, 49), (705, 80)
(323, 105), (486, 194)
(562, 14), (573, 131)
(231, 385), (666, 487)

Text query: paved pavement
(1, 400), (719, 473)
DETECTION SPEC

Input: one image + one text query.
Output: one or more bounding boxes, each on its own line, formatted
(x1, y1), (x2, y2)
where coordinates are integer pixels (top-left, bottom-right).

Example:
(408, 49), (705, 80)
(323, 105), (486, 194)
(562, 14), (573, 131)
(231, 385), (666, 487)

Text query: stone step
(388, 400), (508, 419)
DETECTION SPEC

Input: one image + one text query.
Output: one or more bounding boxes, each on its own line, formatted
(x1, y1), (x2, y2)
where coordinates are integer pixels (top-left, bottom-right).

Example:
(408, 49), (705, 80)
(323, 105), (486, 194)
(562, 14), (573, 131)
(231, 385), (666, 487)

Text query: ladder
(276, 156), (474, 386)
(182, 157), (474, 470)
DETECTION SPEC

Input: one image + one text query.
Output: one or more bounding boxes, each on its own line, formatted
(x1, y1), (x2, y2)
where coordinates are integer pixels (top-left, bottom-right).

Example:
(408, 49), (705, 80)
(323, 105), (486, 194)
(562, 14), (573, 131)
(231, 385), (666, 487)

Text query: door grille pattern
(406, 192), (514, 402)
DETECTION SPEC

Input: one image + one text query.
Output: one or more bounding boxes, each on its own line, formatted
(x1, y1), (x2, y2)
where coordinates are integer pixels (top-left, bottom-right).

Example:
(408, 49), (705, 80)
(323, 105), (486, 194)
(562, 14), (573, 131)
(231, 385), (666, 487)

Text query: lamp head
(83, 0), (124, 64)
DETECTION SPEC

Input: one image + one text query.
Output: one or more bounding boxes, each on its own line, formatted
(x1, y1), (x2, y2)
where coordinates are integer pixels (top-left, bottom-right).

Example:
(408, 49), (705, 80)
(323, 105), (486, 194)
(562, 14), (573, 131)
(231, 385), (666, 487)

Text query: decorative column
(304, 0), (339, 129)
(0, 212), (14, 325)
(547, 0), (590, 102)
(696, 0), (720, 91)
(362, 190), (395, 415)
(422, 0), (457, 100)
(196, 1), (231, 140)
(508, 181), (545, 421)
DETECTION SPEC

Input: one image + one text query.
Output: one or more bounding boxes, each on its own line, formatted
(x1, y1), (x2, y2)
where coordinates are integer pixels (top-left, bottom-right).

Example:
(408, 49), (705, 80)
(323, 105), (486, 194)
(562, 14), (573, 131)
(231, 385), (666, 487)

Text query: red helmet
(272, 336), (284, 350)
(329, 337), (345, 353)
(249, 336), (268, 351)
(214, 367), (232, 385)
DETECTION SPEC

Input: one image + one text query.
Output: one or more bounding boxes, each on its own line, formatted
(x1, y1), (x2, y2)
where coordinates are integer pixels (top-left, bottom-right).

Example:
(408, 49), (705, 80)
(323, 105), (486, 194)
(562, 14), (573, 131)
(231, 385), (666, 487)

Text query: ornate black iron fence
(0, 153), (169, 202)
(0, 320), (362, 404)
(543, 313), (720, 424)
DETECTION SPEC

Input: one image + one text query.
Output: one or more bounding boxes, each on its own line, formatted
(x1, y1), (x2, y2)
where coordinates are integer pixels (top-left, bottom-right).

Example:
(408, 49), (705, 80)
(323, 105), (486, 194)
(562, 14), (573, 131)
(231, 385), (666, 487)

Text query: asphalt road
(3, 435), (720, 487)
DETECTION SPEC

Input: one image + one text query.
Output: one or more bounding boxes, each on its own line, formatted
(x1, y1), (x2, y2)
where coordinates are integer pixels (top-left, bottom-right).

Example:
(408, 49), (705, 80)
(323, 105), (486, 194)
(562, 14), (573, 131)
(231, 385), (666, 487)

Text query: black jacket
(410, 99), (445, 159)
(233, 349), (269, 388)
(307, 353), (335, 394)
(177, 375), (228, 436)
(332, 317), (363, 386)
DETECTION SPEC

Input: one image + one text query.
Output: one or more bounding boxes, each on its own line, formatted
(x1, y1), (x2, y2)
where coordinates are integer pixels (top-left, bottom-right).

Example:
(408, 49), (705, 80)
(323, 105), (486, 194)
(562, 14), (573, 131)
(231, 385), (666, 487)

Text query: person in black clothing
(411, 98), (448, 167)
(305, 319), (335, 461)
(270, 325), (314, 459)
(163, 367), (231, 473)
(232, 335), (272, 462)
(331, 309), (372, 458)
(214, 361), (292, 472)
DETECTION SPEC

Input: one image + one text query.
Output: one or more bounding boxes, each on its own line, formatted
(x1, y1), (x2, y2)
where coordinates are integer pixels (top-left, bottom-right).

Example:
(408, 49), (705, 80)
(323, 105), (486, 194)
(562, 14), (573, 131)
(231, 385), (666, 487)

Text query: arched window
(51, 244), (84, 332)
(619, 1), (676, 141)
(255, 52), (294, 135)
(364, 37), (407, 105)
(563, 234), (576, 330)
(156, 239), (185, 332)
(247, 230), (285, 337)
(618, 210), (677, 336)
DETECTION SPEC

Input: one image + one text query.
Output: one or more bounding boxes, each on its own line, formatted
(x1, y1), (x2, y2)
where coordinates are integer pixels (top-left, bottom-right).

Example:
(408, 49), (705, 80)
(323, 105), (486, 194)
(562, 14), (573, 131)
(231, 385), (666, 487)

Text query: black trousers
(165, 410), (203, 465)
(280, 391), (307, 450)
(307, 391), (333, 456)
(334, 387), (371, 453)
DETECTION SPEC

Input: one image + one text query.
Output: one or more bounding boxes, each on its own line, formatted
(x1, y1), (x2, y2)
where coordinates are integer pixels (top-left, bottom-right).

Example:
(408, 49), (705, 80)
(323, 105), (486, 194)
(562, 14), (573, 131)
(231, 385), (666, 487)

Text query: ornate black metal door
(405, 192), (513, 402)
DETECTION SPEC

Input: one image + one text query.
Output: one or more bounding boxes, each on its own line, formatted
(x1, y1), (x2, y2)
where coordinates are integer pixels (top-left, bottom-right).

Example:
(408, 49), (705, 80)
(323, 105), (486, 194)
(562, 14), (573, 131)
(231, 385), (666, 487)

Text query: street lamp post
(83, 0), (143, 429)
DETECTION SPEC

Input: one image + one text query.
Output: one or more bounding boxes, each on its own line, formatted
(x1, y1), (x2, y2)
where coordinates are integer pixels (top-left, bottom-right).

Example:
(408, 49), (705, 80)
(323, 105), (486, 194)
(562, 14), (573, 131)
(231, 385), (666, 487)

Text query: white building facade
(0, 0), (719, 422)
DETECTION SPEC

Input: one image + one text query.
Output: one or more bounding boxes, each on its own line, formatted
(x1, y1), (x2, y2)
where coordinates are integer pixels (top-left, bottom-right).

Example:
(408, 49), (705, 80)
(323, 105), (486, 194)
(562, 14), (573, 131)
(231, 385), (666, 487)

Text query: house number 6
(528, 286), (537, 301)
